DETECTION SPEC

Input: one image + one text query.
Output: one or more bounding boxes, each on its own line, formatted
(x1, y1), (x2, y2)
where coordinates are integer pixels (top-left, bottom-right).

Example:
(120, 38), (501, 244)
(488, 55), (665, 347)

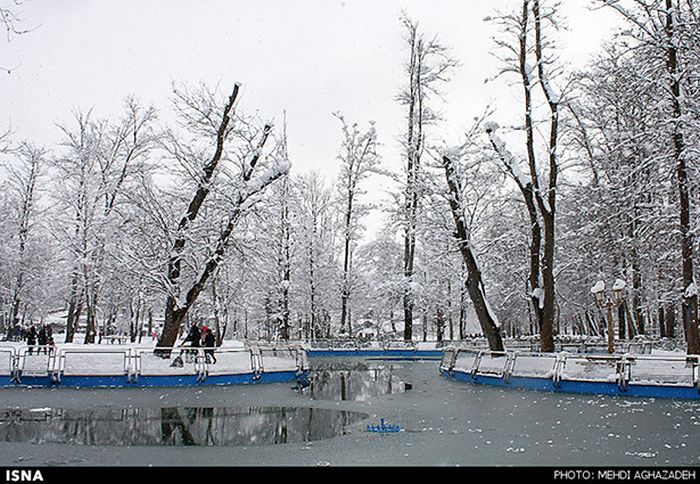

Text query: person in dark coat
(179, 324), (200, 362)
(47, 336), (56, 354)
(183, 324), (200, 348)
(26, 325), (37, 355)
(12, 324), (21, 342)
(203, 328), (217, 364)
(38, 326), (48, 353)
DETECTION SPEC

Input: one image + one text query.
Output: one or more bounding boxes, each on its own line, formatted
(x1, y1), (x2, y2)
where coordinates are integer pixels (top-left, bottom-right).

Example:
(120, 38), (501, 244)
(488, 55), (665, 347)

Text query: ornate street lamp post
(591, 280), (625, 354)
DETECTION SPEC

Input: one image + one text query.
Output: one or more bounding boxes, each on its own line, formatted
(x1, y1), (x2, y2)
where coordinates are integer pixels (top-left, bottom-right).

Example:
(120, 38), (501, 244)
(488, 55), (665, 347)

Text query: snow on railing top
(0, 344), (304, 381)
(445, 336), (654, 355)
(441, 347), (700, 389)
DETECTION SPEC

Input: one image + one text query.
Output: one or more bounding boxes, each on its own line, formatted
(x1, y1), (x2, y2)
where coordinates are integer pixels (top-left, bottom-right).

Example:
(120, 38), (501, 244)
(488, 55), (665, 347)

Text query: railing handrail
(56, 347), (132, 381)
(0, 344), (307, 385)
(13, 345), (58, 381)
(441, 347), (700, 390)
(440, 345), (697, 362)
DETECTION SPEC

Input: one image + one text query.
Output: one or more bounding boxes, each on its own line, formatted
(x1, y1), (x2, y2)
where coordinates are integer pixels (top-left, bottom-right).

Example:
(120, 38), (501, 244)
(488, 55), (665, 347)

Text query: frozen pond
(0, 357), (699, 466)
(0, 406), (368, 446)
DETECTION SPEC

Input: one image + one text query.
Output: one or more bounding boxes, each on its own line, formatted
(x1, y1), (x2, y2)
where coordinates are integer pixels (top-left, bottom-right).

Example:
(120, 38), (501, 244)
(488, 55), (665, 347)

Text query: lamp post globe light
(591, 279), (626, 354)
(612, 279), (626, 305)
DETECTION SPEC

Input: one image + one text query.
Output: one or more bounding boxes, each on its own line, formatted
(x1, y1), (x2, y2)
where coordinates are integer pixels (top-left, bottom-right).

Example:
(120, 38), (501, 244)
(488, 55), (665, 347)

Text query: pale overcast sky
(1, 0), (623, 231)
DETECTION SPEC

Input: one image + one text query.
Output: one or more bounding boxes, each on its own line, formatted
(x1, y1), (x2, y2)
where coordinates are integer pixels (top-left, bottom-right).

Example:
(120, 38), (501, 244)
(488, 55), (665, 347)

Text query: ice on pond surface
(1, 359), (699, 466)
(0, 406), (369, 446)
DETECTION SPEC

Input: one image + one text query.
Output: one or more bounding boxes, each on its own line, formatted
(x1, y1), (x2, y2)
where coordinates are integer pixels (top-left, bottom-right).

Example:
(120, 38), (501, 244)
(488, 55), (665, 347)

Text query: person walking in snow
(179, 324), (200, 362)
(38, 325), (48, 353)
(203, 328), (217, 364)
(200, 324), (208, 345)
(12, 324), (21, 342)
(26, 325), (37, 355)
(183, 324), (200, 348)
(47, 336), (56, 354)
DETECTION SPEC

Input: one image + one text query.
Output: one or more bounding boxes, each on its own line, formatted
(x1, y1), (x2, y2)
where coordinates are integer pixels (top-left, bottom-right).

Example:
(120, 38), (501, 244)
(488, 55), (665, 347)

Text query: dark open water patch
(305, 361), (410, 401)
(0, 406), (368, 446)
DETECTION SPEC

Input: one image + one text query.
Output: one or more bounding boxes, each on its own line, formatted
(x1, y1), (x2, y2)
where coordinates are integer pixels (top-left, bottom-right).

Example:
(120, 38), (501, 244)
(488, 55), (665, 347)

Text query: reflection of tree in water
(158, 406), (364, 446)
(309, 363), (405, 401)
(0, 406), (367, 446)
(160, 407), (196, 445)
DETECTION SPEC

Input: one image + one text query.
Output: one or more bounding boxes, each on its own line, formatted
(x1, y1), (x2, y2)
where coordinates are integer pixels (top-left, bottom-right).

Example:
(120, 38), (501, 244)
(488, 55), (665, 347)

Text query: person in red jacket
(200, 324), (208, 345)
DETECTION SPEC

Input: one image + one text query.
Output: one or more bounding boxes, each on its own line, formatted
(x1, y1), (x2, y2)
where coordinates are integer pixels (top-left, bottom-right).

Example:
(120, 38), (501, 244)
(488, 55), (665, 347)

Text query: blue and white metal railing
(0, 344), (307, 387)
(441, 347), (700, 398)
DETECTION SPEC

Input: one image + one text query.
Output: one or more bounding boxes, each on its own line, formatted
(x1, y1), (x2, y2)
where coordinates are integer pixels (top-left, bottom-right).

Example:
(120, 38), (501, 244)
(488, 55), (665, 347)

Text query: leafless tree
(598, 0), (700, 353)
(2, 142), (45, 327)
(396, 14), (457, 341)
(486, 0), (564, 352)
(334, 112), (381, 336)
(438, 121), (505, 351)
(157, 84), (291, 349)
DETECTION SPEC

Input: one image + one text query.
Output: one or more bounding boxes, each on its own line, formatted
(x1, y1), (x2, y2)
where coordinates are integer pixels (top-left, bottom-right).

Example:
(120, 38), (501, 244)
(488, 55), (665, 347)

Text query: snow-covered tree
(295, 171), (338, 340)
(157, 83), (291, 349)
(438, 123), (505, 351)
(333, 112), (381, 336)
(395, 14), (457, 341)
(597, 0), (700, 354)
(52, 98), (156, 343)
(486, 0), (565, 352)
(2, 143), (44, 325)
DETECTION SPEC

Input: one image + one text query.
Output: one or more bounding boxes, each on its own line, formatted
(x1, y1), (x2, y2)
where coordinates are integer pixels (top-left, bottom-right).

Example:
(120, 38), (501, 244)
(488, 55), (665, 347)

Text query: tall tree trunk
(484, 0), (558, 352)
(158, 86), (243, 349)
(84, 290), (98, 344)
(532, 0), (559, 353)
(441, 154), (504, 351)
(402, 25), (422, 343)
(632, 262), (645, 335)
(64, 270), (83, 344)
(625, 301), (637, 339)
(518, 0), (546, 339)
(147, 309), (153, 341)
(665, 0), (699, 354)
(309, 232), (319, 340)
(666, 304), (676, 339)
(459, 263), (467, 339)
(340, 193), (353, 335)
(447, 278), (454, 340)
(436, 307), (445, 342)
(618, 300), (627, 340)
(277, 171), (292, 341)
(280, 199), (291, 341)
